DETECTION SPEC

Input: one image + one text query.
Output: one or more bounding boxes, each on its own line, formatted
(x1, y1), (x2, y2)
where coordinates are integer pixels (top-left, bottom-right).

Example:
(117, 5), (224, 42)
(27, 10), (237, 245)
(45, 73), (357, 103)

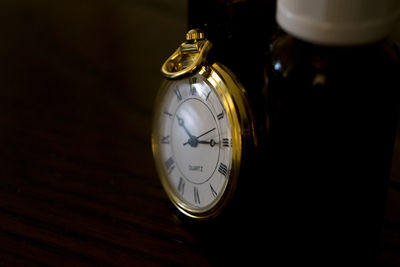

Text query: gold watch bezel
(151, 63), (256, 220)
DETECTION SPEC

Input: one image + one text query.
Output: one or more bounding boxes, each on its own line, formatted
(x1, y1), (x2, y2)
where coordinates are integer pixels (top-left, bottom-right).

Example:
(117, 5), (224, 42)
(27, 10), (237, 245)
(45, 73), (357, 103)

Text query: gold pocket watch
(151, 29), (256, 220)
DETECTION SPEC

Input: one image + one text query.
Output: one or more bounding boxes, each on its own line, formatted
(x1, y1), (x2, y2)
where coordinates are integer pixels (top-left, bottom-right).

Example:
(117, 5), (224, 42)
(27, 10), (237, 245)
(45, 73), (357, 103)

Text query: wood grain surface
(0, 0), (399, 266)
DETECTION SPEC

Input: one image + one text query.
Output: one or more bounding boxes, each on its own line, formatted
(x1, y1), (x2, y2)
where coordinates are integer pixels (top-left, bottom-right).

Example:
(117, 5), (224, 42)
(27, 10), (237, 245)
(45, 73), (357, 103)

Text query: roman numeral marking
(161, 135), (170, 144)
(210, 184), (217, 198)
(205, 90), (212, 101)
(178, 177), (185, 195)
(194, 186), (200, 204)
(217, 112), (224, 120)
(222, 138), (231, 147)
(189, 77), (197, 95)
(174, 86), (182, 101)
(165, 157), (175, 174)
(218, 162), (228, 177)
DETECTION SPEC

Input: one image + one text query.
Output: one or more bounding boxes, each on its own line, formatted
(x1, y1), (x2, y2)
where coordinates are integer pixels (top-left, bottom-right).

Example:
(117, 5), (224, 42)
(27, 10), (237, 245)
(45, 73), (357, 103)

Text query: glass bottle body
(264, 34), (400, 264)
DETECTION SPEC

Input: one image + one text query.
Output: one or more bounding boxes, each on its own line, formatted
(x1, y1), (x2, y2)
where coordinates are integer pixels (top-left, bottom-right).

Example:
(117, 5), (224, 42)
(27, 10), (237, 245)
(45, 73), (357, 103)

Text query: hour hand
(198, 139), (218, 147)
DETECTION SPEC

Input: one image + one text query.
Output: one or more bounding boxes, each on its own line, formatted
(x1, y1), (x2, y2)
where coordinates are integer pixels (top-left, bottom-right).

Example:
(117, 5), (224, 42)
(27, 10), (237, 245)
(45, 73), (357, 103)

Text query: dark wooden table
(0, 1), (399, 266)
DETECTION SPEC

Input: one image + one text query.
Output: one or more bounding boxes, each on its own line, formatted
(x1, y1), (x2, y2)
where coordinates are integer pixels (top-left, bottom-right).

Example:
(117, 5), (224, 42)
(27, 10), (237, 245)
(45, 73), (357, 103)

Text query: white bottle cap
(276, 0), (400, 46)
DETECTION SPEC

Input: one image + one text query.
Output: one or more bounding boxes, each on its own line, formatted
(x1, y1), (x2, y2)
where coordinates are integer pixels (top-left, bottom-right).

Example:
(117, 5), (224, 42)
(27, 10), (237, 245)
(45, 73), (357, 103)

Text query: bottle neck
(188, 0), (276, 45)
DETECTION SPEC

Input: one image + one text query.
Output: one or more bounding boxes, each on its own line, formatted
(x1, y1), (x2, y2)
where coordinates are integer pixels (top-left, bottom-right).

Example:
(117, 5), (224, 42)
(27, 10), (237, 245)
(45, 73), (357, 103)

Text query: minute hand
(195, 127), (216, 140)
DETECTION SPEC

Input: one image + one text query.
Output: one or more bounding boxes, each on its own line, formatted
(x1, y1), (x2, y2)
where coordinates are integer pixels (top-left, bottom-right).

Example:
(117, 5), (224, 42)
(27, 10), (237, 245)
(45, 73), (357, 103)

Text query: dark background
(0, 0), (399, 265)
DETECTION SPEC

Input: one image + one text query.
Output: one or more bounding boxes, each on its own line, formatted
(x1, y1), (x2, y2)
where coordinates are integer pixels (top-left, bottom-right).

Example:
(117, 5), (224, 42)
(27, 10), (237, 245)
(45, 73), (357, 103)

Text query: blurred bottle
(264, 0), (400, 265)
(185, 1), (280, 264)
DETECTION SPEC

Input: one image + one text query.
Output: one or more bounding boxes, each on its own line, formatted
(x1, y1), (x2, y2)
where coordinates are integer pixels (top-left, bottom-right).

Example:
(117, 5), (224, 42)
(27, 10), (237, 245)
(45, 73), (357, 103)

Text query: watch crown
(186, 29), (205, 41)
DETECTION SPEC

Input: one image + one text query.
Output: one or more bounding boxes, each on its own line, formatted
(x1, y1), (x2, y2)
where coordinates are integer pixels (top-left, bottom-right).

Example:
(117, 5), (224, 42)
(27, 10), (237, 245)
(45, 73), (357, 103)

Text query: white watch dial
(156, 73), (233, 210)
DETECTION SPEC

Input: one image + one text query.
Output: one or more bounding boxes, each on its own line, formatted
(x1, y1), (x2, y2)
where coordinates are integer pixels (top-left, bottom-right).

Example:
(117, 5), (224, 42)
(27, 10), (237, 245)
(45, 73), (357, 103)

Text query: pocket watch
(151, 29), (256, 220)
